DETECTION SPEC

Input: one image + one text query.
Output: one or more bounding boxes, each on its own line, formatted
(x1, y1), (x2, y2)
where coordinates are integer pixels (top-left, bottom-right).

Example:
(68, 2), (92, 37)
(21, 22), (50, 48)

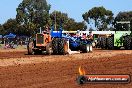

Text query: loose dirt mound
(0, 49), (132, 88)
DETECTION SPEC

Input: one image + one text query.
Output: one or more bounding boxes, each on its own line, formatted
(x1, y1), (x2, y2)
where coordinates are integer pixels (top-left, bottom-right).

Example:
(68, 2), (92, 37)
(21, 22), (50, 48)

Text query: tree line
(0, 0), (132, 37)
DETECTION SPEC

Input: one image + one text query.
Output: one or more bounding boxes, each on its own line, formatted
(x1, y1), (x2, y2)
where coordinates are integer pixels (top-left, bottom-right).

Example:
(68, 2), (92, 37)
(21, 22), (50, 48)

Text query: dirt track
(0, 49), (132, 88)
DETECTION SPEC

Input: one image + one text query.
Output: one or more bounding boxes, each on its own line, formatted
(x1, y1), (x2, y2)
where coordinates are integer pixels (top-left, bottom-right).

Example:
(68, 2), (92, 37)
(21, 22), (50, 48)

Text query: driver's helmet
(45, 26), (49, 31)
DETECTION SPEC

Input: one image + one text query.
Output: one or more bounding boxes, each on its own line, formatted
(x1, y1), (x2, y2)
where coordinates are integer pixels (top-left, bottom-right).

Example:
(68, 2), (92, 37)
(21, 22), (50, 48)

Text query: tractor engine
(36, 33), (44, 46)
(36, 33), (51, 47)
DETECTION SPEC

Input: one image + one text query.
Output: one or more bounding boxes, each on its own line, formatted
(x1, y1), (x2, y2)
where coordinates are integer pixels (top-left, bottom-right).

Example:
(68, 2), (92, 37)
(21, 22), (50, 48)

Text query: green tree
(82, 6), (114, 31)
(16, 0), (51, 36)
(50, 11), (87, 31)
(2, 19), (30, 36)
(2, 19), (18, 34)
(113, 11), (132, 31)
(50, 11), (69, 30)
(63, 18), (75, 31)
(74, 21), (87, 31)
(0, 24), (5, 35)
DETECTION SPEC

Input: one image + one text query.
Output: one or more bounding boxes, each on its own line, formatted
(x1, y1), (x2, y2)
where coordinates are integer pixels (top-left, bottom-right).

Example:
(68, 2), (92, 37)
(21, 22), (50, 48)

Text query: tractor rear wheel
(58, 38), (68, 55)
(124, 36), (131, 50)
(52, 38), (59, 54)
(46, 42), (53, 55)
(101, 37), (107, 49)
(107, 37), (114, 50)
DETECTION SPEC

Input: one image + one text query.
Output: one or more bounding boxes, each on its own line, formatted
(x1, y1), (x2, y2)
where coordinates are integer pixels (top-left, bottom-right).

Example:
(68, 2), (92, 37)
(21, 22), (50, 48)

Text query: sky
(0, 0), (132, 24)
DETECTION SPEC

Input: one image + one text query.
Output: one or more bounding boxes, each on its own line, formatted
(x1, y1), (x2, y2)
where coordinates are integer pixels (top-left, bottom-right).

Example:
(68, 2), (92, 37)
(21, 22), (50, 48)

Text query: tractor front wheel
(27, 41), (35, 55)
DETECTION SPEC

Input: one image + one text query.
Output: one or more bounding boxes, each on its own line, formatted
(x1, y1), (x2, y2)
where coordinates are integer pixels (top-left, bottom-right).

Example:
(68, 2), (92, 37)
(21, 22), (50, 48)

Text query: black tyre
(46, 42), (53, 55)
(96, 37), (101, 48)
(100, 37), (103, 48)
(27, 41), (34, 55)
(101, 37), (107, 49)
(58, 38), (68, 55)
(124, 36), (131, 50)
(107, 37), (114, 50)
(52, 38), (59, 54)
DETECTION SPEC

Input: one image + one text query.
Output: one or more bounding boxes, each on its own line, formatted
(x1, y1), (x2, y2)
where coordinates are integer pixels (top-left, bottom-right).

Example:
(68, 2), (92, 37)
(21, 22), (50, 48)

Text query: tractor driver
(43, 26), (50, 34)
(43, 26), (51, 43)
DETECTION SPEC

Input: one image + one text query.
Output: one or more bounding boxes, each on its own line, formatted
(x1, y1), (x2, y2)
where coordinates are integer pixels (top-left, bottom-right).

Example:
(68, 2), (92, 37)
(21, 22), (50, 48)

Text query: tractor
(27, 26), (93, 55)
(97, 21), (132, 50)
(27, 25), (69, 55)
(27, 30), (52, 55)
